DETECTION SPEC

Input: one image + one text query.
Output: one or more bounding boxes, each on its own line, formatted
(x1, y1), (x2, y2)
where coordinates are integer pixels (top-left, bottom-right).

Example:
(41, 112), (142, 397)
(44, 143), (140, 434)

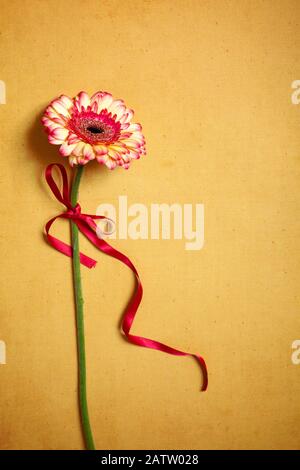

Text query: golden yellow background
(0, 0), (300, 450)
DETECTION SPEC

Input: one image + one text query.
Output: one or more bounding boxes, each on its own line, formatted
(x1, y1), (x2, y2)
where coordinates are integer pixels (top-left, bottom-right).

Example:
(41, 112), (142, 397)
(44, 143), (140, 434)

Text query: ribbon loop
(44, 163), (208, 391)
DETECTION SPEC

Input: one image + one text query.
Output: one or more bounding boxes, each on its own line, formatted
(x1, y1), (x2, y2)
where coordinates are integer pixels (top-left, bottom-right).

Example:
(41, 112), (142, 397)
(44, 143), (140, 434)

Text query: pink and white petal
(108, 99), (125, 114)
(130, 130), (145, 141)
(129, 148), (142, 160)
(129, 132), (145, 145)
(120, 122), (130, 130)
(91, 101), (98, 113)
(77, 157), (90, 165)
(59, 142), (77, 157)
(51, 127), (69, 142)
(112, 104), (127, 121)
(122, 139), (142, 149)
(105, 156), (118, 170)
(109, 143), (127, 153)
(52, 116), (66, 125)
(72, 141), (86, 157)
(75, 91), (91, 111)
(69, 156), (78, 166)
(41, 117), (61, 132)
(121, 108), (134, 123)
(44, 105), (54, 118)
(94, 144), (108, 155)
(83, 143), (95, 160)
(96, 154), (107, 165)
(51, 99), (71, 118)
(118, 132), (132, 140)
(67, 132), (82, 145)
(127, 123), (142, 132)
(107, 148), (121, 161)
(118, 158), (131, 169)
(91, 91), (113, 113)
(118, 152), (130, 163)
(126, 134), (145, 146)
(96, 154), (117, 169)
(45, 105), (64, 122)
(57, 95), (74, 110)
(48, 135), (64, 145)
(118, 113), (129, 124)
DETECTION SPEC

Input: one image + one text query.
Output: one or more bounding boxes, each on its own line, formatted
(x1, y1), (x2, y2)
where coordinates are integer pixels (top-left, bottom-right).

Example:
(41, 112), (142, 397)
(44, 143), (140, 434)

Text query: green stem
(70, 165), (95, 451)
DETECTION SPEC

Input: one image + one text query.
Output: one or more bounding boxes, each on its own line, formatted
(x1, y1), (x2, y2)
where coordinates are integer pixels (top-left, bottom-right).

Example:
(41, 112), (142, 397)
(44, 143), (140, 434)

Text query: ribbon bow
(45, 163), (208, 391)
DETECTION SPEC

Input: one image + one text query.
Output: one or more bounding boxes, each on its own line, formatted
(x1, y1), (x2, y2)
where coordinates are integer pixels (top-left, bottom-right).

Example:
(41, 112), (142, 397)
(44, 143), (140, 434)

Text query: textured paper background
(0, 0), (300, 450)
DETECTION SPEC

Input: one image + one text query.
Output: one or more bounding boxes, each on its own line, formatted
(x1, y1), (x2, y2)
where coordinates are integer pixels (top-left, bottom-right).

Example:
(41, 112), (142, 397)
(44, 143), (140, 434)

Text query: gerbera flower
(42, 91), (146, 169)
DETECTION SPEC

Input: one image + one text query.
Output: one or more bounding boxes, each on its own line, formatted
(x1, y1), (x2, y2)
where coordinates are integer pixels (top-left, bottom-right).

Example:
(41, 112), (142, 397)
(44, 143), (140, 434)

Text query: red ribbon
(45, 163), (208, 391)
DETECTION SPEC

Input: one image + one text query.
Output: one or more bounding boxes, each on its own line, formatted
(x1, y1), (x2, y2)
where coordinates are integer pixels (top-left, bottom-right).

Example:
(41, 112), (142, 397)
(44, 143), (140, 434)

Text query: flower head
(42, 91), (146, 169)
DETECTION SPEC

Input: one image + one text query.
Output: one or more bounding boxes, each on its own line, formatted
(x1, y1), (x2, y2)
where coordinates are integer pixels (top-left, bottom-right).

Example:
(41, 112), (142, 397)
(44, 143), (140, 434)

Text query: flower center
(87, 126), (104, 134)
(68, 109), (121, 145)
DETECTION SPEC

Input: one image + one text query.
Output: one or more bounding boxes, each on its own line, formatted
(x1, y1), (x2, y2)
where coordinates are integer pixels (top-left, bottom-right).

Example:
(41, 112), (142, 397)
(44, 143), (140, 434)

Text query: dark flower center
(68, 109), (122, 144)
(87, 126), (104, 134)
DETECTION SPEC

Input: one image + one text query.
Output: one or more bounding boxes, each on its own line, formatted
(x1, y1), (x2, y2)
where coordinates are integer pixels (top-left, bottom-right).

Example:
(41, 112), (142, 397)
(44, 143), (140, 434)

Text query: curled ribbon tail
(80, 233), (209, 391)
(44, 163), (208, 391)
